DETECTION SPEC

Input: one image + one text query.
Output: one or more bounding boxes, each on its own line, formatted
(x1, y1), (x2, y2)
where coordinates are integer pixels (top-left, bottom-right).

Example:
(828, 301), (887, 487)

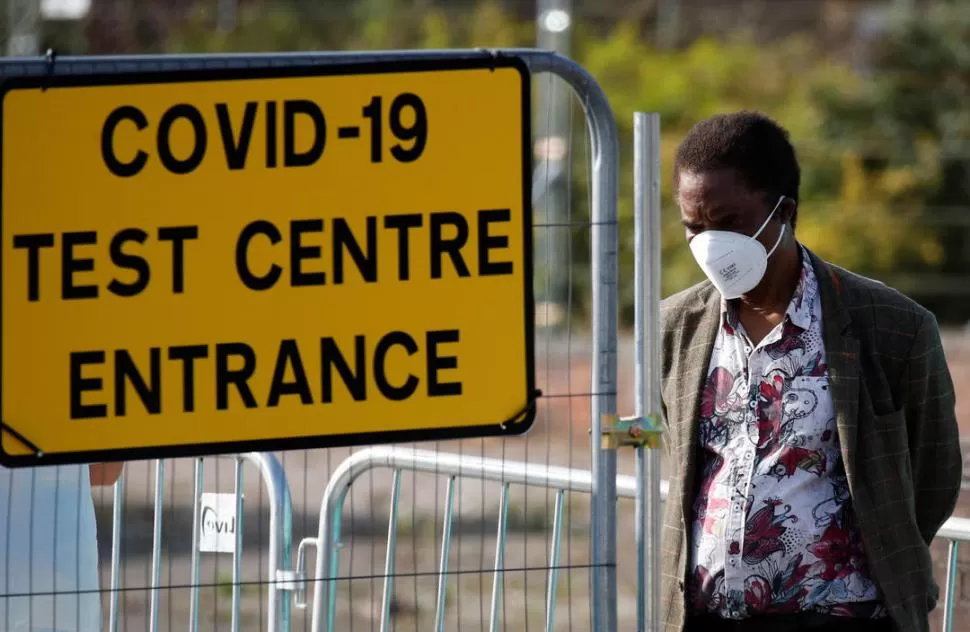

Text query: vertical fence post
(188, 458), (204, 632)
(378, 470), (402, 632)
(545, 489), (566, 632)
(942, 540), (959, 632)
(108, 473), (125, 632)
(231, 457), (245, 632)
(586, 68), (621, 632)
(234, 452), (293, 632)
(149, 459), (165, 632)
(634, 112), (663, 632)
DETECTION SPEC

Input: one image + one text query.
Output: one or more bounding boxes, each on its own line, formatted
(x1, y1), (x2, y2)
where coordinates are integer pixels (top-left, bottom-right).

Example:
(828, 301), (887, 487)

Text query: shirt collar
(721, 245), (817, 332)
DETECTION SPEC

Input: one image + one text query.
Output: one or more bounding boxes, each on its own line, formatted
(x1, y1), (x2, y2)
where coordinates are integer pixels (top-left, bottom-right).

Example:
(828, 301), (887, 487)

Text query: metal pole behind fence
(217, 0), (237, 32)
(534, 0), (573, 325)
(231, 458), (244, 632)
(189, 458), (204, 632)
(656, 0), (681, 49)
(5, 0), (38, 56)
(634, 112), (663, 632)
(149, 460), (164, 632)
(108, 474), (125, 632)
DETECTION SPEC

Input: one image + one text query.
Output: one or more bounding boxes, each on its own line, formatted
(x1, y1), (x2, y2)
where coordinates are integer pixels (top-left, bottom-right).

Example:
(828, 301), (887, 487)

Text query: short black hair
(673, 111), (801, 222)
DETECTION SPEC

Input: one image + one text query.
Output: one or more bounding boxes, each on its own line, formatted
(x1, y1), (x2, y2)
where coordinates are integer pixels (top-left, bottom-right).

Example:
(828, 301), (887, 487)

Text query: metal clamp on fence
(600, 414), (663, 449)
(277, 536), (317, 610)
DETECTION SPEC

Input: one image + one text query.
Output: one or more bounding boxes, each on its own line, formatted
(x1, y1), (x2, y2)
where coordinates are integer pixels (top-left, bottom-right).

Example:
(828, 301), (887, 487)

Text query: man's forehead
(677, 168), (759, 206)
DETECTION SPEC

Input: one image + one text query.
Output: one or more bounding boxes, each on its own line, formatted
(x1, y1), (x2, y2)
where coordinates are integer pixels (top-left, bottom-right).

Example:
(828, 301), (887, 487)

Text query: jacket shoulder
(829, 262), (936, 334)
(660, 280), (715, 328)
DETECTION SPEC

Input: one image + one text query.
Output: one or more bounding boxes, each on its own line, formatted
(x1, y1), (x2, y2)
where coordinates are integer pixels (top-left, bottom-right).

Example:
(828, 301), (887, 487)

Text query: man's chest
(700, 332), (839, 506)
(702, 310), (832, 445)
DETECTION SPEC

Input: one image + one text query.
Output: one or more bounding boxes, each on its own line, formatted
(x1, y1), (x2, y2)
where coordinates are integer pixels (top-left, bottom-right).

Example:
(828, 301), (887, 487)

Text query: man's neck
(739, 244), (803, 317)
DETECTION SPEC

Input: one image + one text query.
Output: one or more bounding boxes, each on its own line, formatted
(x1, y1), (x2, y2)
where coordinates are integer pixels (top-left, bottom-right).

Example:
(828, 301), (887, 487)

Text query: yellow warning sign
(0, 57), (535, 466)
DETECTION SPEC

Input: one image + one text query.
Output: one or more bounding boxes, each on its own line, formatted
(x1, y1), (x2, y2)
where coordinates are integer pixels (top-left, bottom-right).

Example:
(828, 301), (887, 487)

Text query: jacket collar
(807, 248), (852, 336)
(806, 248), (861, 487)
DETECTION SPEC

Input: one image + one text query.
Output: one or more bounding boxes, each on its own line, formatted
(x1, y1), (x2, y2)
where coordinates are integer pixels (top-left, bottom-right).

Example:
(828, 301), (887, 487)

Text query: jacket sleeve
(904, 311), (963, 545)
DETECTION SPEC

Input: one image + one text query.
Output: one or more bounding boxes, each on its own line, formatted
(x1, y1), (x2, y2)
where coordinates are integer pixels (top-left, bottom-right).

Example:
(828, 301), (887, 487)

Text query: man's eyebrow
(681, 207), (735, 223)
(707, 206), (742, 223)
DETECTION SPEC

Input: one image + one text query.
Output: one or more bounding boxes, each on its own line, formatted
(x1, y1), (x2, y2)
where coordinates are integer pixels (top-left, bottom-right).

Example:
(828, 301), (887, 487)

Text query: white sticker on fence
(199, 492), (240, 554)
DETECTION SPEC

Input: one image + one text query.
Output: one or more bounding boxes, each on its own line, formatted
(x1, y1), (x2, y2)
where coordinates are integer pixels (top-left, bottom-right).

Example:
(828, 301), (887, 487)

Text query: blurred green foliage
(57, 0), (970, 325)
(812, 0), (970, 323)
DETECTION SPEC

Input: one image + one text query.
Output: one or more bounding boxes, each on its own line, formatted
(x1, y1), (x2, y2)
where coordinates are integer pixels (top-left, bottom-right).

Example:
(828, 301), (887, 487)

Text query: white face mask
(688, 196), (787, 300)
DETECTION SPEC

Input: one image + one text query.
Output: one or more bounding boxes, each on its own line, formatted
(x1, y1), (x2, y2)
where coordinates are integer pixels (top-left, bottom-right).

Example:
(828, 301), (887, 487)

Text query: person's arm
(89, 462), (124, 487)
(904, 311), (963, 544)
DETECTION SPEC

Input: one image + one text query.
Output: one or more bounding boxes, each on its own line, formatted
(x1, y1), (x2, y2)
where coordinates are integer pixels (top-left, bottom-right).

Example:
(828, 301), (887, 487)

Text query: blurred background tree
(813, 0), (970, 323)
(33, 0), (970, 328)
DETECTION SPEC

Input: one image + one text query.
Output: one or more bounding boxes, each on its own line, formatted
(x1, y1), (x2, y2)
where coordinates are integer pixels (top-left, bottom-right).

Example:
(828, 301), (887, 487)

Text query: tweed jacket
(659, 247), (963, 632)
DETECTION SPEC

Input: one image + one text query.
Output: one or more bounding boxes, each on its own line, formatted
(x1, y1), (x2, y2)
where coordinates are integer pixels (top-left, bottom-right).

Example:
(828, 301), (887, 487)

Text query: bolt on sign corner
(0, 55), (535, 467)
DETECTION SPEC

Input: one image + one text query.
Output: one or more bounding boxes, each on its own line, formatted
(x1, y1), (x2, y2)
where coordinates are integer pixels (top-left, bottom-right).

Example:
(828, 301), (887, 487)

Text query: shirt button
(749, 400), (757, 409)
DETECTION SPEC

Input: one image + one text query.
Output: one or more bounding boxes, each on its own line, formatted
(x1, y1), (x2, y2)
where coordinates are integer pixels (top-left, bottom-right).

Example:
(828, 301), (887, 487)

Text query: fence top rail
(936, 516), (970, 542)
(326, 446), (970, 543)
(323, 445), (664, 509)
(0, 48), (572, 77)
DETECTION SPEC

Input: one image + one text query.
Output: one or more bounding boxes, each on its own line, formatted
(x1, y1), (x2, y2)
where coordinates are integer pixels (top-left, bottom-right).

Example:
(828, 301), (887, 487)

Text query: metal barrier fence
(300, 445), (970, 632)
(0, 46), (625, 632)
(0, 49), (620, 632)
(106, 453), (293, 632)
(290, 446), (652, 632)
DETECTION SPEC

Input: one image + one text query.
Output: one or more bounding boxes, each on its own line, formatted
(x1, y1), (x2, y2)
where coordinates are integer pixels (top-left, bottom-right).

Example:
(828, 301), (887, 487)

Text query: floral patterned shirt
(688, 246), (886, 620)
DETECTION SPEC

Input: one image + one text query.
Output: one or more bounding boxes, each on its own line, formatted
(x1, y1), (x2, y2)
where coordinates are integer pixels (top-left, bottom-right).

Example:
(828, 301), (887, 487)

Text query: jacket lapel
(677, 287), (721, 523)
(808, 249), (860, 484)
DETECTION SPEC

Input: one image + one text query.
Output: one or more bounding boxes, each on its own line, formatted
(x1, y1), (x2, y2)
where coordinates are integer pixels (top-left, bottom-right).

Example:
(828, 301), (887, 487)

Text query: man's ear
(781, 197), (797, 228)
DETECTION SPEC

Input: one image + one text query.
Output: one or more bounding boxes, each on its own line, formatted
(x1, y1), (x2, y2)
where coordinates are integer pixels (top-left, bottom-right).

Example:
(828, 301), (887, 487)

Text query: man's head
(674, 111), (802, 300)
(674, 110), (800, 236)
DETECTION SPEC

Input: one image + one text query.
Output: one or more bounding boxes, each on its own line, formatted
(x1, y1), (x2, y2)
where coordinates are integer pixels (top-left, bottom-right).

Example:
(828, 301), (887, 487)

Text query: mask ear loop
(766, 224), (786, 258)
(751, 195), (786, 241)
(752, 195), (787, 258)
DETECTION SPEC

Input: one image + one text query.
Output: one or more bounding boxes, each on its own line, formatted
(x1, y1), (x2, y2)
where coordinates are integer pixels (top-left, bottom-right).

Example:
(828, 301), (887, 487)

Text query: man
(0, 461), (123, 631)
(659, 111), (962, 632)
